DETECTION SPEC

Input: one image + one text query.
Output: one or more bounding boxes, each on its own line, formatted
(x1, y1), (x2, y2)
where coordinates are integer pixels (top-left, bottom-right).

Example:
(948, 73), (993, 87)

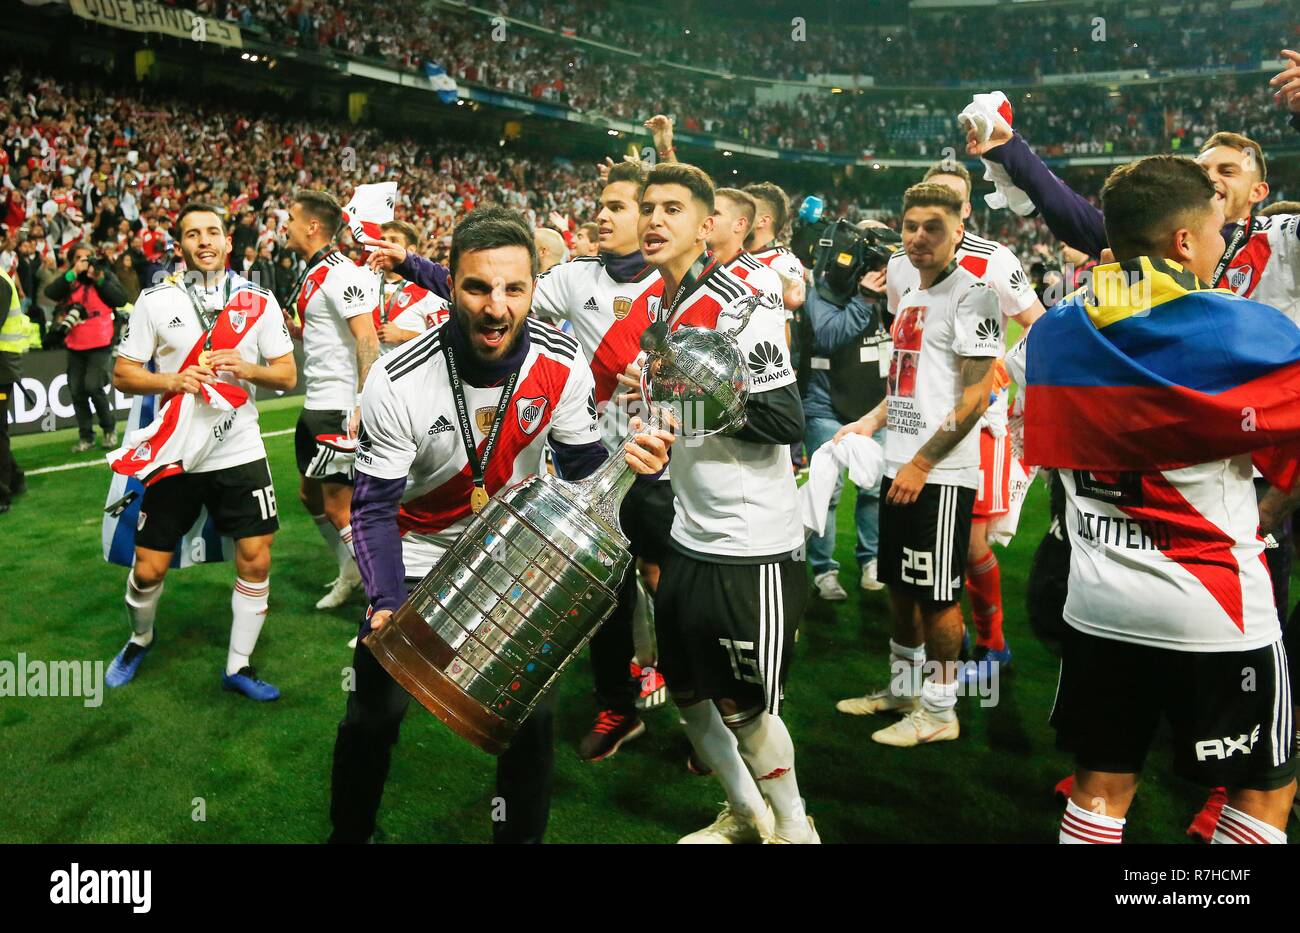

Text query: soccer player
(372, 220), (448, 357)
(1006, 155), (1296, 844)
(743, 181), (806, 314)
(283, 190), (381, 611)
(633, 162), (817, 843)
(328, 207), (672, 843)
(530, 160), (672, 761)
(894, 160), (1046, 681)
(575, 222), (600, 257)
(970, 77), (1300, 832)
(707, 187), (785, 313)
(106, 202), (297, 698)
(835, 183), (1003, 747)
(533, 227), (569, 274)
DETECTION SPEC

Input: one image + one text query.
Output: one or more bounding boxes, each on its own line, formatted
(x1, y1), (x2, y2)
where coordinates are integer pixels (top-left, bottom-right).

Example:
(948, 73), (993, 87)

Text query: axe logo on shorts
(516, 396), (548, 435)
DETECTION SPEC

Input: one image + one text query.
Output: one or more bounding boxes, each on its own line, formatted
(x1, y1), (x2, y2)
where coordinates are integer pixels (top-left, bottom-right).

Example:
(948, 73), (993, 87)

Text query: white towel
(958, 91), (1037, 217)
(798, 433), (885, 538)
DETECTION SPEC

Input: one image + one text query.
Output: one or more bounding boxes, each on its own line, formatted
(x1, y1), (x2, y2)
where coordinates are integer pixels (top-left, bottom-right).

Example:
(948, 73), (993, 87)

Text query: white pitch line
(25, 427), (297, 477)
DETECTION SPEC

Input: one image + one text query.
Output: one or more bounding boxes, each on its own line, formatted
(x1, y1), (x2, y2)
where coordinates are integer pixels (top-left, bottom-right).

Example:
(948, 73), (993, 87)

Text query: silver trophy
(364, 326), (751, 754)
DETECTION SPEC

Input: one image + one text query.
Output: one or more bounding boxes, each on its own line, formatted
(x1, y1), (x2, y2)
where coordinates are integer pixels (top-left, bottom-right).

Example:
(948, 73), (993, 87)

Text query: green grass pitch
(2, 396), (1286, 843)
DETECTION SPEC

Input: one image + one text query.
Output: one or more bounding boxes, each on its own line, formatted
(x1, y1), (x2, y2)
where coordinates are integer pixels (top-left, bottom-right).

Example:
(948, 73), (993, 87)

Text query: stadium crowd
(4, 0), (1300, 848)
(155, 0), (1297, 157)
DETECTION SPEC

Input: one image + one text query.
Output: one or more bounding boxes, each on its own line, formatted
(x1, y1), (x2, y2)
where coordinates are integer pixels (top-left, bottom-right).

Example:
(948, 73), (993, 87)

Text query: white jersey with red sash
(374, 278), (449, 355)
(725, 251), (785, 316)
(355, 318), (599, 577)
(294, 249), (379, 410)
(116, 273), (292, 475)
(531, 255), (662, 417)
(1218, 212), (1300, 323)
(661, 258), (804, 559)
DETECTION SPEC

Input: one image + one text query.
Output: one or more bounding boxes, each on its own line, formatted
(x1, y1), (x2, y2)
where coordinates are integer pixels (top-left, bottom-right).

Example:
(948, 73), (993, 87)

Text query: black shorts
(1051, 626), (1296, 791)
(654, 549), (807, 715)
(295, 408), (353, 485)
(136, 458), (279, 551)
(877, 477), (975, 604)
(620, 478), (674, 565)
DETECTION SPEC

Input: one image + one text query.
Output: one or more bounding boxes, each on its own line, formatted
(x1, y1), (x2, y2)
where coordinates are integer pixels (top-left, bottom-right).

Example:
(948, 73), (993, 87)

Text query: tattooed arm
(347, 313), (381, 435)
(887, 355), (996, 506)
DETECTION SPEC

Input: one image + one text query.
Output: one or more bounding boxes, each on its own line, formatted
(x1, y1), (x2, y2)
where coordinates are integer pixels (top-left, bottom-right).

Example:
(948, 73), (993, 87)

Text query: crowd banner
(68, 0), (244, 49)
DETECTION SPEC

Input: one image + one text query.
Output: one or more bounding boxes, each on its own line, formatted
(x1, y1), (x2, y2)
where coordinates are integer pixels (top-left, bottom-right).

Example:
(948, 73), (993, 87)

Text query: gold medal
(470, 485), (490, 514)
(197, 350), (212, 368)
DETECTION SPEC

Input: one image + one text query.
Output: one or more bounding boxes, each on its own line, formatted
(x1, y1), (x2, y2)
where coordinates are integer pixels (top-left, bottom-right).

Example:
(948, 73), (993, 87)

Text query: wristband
(657, 147), (675, 158)
(355, 393), (364, 407)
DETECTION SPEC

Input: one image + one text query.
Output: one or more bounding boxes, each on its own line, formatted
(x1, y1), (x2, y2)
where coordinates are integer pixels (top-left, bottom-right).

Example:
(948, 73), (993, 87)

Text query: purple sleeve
(986, 132), (1109, 259)
(394, 252), (451, 299)
(550, 438), (609, 481)
(351, 472), (409, 614)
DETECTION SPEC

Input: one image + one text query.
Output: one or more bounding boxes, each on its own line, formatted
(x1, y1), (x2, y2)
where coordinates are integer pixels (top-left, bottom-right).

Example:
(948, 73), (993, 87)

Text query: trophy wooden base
(363, 602), (517, 756)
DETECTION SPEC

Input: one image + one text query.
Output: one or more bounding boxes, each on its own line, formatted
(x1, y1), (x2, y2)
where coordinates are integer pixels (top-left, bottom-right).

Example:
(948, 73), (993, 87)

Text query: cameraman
(799, 220), (892, 600)
(44, 244), (127, 452)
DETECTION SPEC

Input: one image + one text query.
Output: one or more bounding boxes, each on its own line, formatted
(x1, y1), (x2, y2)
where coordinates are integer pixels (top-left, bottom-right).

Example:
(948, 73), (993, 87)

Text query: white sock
(678, 702), (765, 819)
(733, 712), (808, 836)
(125, 571), (162, 647)
(336, 523), (360, 583)
(1059, 797), (1125, 844)
(313, 512), (339, 556)
(889, 638), (925, 698)
(1212, 804), (1287, 844)
(921, 677), (959, 721)
(228, 577), (269, 676)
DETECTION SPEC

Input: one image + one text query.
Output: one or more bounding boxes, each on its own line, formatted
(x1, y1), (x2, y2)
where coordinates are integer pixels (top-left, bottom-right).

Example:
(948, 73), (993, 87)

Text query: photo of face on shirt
(891, 305), (925, 351)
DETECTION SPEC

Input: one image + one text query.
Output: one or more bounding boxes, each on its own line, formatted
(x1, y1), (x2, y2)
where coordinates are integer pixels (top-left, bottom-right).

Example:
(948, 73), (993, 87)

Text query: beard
(453, 297), (522, 362)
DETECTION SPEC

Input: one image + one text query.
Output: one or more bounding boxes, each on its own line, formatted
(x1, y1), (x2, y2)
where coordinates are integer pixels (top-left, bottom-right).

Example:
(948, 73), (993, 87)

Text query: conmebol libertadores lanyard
(181, 272), (233, 367)
(640, 252), (716, 352)
(1211, 215), (1251, 289)
(286, 245), (337, 313)
(441, 342), (521, 514)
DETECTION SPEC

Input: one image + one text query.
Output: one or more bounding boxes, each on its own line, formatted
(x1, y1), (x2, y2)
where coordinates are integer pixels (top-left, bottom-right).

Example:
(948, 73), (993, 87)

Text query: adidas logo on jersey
(747, 341), (788, 386)
(342, 284), (367, 308)
(166, 316), (184, 329)
(583, 297), (599, 312)
(428, 415), (455, 436)
(975, 318), (1002, 343)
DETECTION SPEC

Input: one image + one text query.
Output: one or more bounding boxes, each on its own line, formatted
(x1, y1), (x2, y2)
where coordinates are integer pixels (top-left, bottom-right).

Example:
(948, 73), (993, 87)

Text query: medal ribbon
(441, 342), (520, 511)
(1211, 216), (1251, 288)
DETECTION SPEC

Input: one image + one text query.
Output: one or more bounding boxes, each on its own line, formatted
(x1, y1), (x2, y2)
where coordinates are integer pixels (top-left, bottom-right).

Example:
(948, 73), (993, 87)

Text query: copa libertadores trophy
(364, 324), (752, 754)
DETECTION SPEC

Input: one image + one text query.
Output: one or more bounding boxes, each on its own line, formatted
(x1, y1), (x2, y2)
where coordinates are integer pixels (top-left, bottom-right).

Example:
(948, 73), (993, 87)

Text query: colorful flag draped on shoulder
(1023, 256), (1300, 490)
(422, 62), (459, 104)
(102, 381), (232, 569)
(342, 182), (397, 254)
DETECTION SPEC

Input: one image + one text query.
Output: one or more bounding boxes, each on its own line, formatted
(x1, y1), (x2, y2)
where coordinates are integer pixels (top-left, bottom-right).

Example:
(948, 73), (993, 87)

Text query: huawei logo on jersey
(516, 396), (548, 435)
(748, 341), (786, 375)
(1009, 268), (1030, 292)
(586, 389), (597, 423)
(342, 284), (367, 308)
(975, 318), (1002, 343)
